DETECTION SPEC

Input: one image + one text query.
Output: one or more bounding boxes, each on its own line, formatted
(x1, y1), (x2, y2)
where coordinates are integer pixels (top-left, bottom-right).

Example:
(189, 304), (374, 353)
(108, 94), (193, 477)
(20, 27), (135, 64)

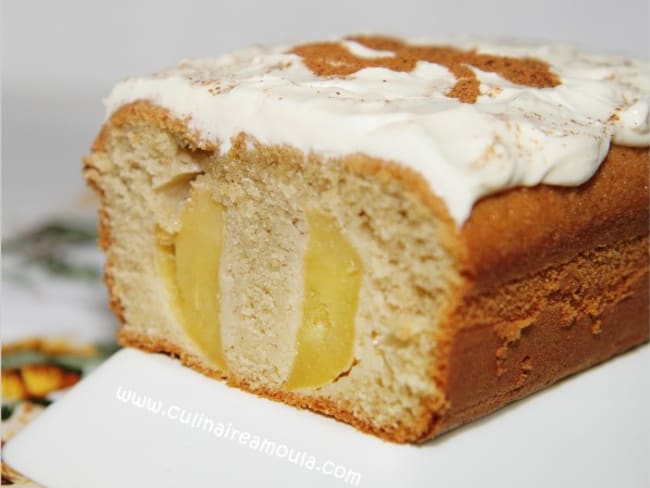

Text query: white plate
(4, 345), (649, 488)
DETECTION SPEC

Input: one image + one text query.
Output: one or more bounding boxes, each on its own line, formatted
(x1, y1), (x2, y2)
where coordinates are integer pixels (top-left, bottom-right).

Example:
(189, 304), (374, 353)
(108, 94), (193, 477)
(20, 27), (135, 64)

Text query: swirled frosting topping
(105, 35), (650, 224)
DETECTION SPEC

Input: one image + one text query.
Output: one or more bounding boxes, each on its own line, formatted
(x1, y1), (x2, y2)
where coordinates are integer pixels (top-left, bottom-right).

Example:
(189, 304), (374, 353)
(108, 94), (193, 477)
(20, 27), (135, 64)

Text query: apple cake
(83, 35), (649, 443)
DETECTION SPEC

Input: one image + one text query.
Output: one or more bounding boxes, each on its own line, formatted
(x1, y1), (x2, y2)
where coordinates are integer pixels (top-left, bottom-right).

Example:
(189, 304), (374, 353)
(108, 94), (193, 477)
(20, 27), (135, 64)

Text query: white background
(2, 0), (649, 234)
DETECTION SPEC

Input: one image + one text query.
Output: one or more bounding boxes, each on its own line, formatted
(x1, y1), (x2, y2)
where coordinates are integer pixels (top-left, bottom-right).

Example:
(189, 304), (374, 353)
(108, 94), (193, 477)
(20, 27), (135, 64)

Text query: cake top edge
(104, 35), (650, 225)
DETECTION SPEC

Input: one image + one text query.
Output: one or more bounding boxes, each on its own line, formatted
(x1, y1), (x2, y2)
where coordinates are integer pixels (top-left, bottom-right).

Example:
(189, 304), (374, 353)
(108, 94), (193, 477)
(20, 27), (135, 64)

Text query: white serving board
(4, 346), (648, 488)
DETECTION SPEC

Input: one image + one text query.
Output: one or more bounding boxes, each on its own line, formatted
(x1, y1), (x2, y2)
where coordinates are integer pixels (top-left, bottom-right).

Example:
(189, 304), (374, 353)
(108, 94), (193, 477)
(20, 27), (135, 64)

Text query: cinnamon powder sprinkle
(291, 35), (561, 103)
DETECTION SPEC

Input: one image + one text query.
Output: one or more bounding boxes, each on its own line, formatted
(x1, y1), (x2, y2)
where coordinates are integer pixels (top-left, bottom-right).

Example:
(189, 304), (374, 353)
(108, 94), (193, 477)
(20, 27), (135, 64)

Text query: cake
(83, 35), (650, 443)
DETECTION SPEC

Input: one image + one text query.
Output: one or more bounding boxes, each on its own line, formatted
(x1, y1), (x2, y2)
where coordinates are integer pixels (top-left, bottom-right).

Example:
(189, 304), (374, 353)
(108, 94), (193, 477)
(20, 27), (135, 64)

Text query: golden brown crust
(437, 278), (648, 436)
(460, 145), (650, 292)
(85, 100), (649, 443)
(428, 234), (649, 440)
(91, 102), (218, 154)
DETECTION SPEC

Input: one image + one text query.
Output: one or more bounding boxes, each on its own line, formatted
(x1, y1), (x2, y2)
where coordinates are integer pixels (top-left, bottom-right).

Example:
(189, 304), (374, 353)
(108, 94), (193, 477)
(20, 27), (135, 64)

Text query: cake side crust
(426, 143), (650, 439)
(429, 235), (649, 439)
(459, 144), (650, 291)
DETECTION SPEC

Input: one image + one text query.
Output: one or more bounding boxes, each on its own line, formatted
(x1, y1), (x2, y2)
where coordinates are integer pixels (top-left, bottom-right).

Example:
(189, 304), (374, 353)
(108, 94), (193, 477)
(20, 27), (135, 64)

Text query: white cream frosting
(105, 37), (650, 225)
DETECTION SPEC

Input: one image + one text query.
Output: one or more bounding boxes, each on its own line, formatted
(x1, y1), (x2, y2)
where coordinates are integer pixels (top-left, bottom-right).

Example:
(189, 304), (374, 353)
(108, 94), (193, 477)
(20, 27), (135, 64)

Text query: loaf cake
(83, 35), (650, 443)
